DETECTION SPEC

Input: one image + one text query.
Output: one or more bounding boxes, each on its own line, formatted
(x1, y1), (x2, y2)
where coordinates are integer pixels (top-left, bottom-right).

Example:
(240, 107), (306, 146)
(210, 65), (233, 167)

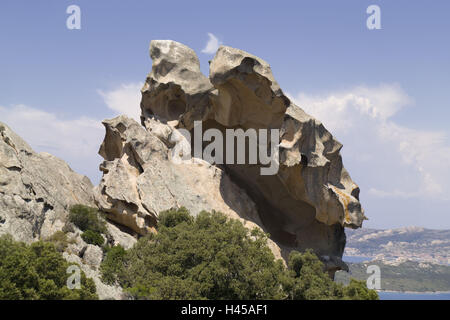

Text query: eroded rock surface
(0, 122), (94, 242)
(96, 40), (367, 272)
(94, 115), (282, 259)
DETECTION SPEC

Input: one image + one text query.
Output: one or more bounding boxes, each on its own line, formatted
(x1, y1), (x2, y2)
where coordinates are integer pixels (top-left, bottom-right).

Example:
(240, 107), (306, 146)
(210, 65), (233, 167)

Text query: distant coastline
(336, 259), (450, 293)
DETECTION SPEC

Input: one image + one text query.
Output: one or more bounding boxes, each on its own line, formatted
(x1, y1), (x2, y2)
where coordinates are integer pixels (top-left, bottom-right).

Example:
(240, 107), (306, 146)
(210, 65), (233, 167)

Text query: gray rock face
(0, 122), (94, 242)
(96, 40), (367, 273)
(0, 121), (134, 299)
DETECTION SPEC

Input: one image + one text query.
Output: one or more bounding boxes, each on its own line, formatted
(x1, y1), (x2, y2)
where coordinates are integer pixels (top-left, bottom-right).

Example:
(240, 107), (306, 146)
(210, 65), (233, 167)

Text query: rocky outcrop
(95, 40), (367, 272)
(0, 121), (94, 242)
(0, 121), (135, 299)
(93, 115), (282, 258)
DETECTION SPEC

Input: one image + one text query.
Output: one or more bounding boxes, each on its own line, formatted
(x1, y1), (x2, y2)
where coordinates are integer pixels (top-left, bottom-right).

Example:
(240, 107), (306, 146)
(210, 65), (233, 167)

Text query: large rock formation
(95, 40), (367, 273)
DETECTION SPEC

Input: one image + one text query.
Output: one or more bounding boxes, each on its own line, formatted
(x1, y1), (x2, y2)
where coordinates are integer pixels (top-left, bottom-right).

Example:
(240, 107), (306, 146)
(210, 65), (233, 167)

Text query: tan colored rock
(140, 40), (214, 129)
(106, 222), (137, 250)
(94, 115), (282, 259)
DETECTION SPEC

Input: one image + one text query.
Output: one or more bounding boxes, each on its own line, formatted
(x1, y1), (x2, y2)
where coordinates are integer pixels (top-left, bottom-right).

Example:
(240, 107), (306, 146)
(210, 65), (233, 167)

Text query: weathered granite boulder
(95, 40), (367, 273)
(93, 115), (282, 259)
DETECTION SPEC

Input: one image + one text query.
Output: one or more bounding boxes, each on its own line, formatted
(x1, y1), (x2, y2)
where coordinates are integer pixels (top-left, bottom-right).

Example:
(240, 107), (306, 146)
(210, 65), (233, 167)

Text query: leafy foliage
(101, 207), (378, 300)
(81, 230), (105, 246)
(342, 279), (379, 300)
(68, 205), (107, 247)
(158, 206), (193, 228)
(68, 204), (107, 234)
(100, 245), (127, 285)
(102, 208), (286, 299)
(0, 235), (98, 300)
(284, 249), (378, 300)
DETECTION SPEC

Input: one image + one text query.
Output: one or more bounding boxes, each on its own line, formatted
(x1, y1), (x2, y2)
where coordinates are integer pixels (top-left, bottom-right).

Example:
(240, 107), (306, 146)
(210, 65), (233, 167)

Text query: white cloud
(290, 84), (450, 201)
(98, 83), (142, 121)
(201, 33), (221, 54)
(0, 82), (145, 184)
(0, 104), (104, 183)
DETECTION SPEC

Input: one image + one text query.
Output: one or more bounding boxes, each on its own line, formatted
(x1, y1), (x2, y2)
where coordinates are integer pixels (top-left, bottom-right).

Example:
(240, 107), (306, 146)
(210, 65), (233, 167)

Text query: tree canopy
(0, 235), (98, 300)
(101, 207), (378, 300)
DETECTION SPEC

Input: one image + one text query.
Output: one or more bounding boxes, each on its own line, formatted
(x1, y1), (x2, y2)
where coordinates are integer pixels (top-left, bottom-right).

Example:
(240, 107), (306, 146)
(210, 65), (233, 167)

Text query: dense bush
(101, 207), (378, 300)
(100, 245), (127, 285)
(102, 208), (286, 299)
(283, 250), (377, 300)
(158, 206), (193, 228)
(0, 235), (98, 300)
(68, 204), (107, 234)
(68, 205), (107, 248)
(81, 230), (105, 246)
(342, 279), (380, 300)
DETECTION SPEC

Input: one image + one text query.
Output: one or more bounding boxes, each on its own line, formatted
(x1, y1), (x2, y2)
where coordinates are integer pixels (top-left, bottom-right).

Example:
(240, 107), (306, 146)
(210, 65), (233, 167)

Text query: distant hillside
(344, 227), (450, 265)
(335, 260), (450, 293)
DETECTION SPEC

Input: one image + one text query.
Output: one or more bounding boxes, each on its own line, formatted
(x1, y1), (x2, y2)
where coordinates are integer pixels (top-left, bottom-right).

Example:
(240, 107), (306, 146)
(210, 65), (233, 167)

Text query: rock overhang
(141, 40), (366, 229)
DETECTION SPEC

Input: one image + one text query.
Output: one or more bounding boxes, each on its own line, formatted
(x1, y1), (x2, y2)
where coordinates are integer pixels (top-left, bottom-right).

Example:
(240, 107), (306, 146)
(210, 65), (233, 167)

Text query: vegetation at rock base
(81, 230), (105, 246)
(68, 204), (107, 234)
(102, 208), (286, 299)
(68, 205), (107, 247)
(283, 250), (378, 300)
(101, 207), (378, 300)
(0, 235), (98, 300)
(101, 245), (127, 285)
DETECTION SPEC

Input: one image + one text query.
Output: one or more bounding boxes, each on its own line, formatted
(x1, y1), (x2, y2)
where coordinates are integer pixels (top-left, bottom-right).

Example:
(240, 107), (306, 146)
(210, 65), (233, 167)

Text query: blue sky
(1, 1), (449, 229)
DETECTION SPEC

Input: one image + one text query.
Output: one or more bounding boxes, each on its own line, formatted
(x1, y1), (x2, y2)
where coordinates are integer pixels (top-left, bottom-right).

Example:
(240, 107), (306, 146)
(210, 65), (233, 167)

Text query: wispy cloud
(201, 33), (221, 54)
(98, 83), (142, 121)
(290, 84), (450, 201)
(0, 104), (104, 183)
(0, 83), (144, 183)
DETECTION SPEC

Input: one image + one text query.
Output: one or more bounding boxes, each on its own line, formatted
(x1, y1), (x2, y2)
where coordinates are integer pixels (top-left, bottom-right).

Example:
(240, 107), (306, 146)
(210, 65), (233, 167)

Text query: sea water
(378, 291), (450, 300)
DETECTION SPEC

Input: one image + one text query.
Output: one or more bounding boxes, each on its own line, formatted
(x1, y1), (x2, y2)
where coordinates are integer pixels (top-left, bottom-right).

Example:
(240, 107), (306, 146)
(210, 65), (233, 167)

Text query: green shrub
(100, 245), (127, 285)
(102, 208), (286, 300)
(68, 205), (107, 234)
(158, 206), (193, 228)
(283, 249), (378, 300)
(99, 208), (378, 300)
(0, 235), (98, 300)
(342, 279), (379, 300)
(81, 230), (104, 246)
